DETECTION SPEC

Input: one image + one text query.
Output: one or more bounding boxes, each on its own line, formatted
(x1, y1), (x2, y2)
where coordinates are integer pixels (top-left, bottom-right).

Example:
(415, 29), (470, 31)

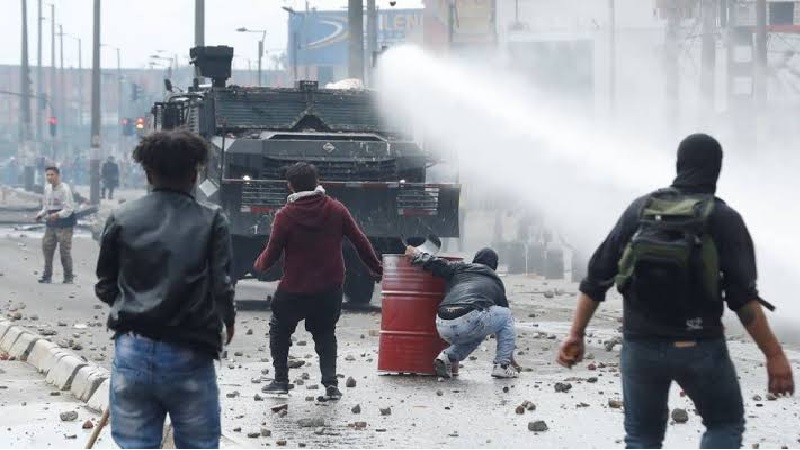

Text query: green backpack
(616, 189), (720, 312)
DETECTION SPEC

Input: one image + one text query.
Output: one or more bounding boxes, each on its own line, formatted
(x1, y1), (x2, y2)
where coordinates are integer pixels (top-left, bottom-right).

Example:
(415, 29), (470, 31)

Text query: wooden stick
(85, 408), (110, 449)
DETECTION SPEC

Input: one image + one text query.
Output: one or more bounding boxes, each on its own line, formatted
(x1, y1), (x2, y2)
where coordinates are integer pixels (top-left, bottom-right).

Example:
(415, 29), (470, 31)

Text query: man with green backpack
(557, 134), (794, 448)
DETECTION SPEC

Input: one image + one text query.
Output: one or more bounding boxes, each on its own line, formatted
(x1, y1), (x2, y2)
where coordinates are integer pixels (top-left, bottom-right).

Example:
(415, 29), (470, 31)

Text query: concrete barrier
(44, 353), (87, 390)
(0, 326), (29, 352)
(0, 320), (11, 341)
(87, 378), (110, 412)
(70, 366), (110, 402)
(27, 340), (61, 373)
(36, 349), (73, 375)
(8, 332), (40, 360)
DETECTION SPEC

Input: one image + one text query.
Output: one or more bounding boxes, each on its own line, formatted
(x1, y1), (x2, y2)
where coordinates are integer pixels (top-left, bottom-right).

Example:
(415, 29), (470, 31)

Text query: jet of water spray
(376, 44), (799, 328)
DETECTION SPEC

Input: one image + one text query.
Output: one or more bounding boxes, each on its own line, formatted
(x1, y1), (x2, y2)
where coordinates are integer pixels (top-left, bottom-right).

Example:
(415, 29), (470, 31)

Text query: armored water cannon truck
(148, 45), (461, 305)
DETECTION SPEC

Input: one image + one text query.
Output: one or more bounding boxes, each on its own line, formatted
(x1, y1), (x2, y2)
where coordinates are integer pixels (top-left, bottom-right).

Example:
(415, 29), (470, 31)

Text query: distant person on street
(101, 155), (120, 199)
(35, 166), (74, 284)
(405, 246), (519, 379)
(95, 130), (236, 449)
(254, 162), (382, 399)
(557, 133), (795, 449)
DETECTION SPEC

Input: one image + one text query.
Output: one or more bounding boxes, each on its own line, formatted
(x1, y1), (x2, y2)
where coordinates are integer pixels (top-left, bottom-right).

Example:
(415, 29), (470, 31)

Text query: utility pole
(608, 0), (616, 115)
(700, 0), (717, 119)
(36, 0), (43, 147)
(77, 38), (83, 127)
(116, 47), (122, 157)
(195, 0), (205, 84)
(366, 0), (377, 84)
(21, 0), (34, 191)
(755, 0), (768, 109)
(49, 3), (55, 140)
(58, 23), (64, 152)
(348, 0), (365, 81)
(664, 0), (681, 132)
(90, 0), (101, 205)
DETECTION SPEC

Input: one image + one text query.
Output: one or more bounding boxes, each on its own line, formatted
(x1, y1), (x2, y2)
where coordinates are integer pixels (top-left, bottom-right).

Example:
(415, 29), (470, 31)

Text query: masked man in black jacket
(406, 246), (518, 379)
(95, 130), (236, 449)
(558, 134), (794, 449)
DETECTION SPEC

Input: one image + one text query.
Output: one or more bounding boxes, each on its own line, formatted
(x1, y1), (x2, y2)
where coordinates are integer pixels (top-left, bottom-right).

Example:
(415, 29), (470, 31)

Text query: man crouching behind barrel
(405, 246), (519, 378)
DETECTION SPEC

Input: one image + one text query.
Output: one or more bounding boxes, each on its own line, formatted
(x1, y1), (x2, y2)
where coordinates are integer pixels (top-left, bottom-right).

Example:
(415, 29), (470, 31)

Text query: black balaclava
(671, 133), (723, 194)
(472, 248), (499, 270)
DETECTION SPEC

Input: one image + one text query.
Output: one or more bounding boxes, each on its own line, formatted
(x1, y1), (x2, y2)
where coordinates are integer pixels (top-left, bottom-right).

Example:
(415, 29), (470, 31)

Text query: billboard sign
(287, 8), (423, 66)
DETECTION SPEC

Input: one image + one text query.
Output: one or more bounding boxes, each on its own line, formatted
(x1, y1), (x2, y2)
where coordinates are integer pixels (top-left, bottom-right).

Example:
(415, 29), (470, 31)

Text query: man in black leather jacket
(406, 246), (518, 379)
(95, 130), (236, 449)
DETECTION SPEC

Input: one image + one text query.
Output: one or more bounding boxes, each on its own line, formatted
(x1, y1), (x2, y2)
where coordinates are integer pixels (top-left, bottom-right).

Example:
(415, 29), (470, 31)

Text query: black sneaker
(325, 385), (342, 400)
(63, 277), (74, 284)
(37, 277), (52, 284)
(261, 380), (289, 395)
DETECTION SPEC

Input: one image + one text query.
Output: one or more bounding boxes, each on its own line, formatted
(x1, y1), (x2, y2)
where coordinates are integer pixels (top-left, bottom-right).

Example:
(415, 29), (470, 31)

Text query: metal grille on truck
(260, 158), (397, 182)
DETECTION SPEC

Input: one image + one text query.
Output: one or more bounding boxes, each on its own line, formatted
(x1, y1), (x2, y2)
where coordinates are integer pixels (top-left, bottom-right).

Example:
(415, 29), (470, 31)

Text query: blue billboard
(287, 8), (423, 66)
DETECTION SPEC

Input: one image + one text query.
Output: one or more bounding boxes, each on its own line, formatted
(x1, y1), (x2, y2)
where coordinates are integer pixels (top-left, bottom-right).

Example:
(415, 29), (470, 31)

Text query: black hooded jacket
(579, 134), (763, 340)
(410, 248), (509, 313)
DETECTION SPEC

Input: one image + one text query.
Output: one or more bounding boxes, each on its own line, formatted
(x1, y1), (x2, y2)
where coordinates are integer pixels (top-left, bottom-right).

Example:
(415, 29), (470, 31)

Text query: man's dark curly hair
(132, 130), (209, 182)
(285, 162), (319, 192)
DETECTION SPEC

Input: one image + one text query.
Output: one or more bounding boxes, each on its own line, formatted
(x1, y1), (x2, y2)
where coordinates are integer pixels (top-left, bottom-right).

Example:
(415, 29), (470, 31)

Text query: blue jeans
(436, 305), (516, 364)
(621, 338), (744, 449)
(110, 333), (221, 449)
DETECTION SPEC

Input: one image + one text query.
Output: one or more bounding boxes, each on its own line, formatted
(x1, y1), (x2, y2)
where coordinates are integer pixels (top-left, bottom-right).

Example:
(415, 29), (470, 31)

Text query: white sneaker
(491, 363), (519, 378)
(433, 351), (452, 378)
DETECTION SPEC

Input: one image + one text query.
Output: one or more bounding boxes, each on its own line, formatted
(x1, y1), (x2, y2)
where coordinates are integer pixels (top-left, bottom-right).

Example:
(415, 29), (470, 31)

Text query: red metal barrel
(378, 254), (463, 375)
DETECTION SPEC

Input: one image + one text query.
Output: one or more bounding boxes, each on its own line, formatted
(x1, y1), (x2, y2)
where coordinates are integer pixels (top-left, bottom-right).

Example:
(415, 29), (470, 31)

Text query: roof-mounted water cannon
(190, 46), (234, 89)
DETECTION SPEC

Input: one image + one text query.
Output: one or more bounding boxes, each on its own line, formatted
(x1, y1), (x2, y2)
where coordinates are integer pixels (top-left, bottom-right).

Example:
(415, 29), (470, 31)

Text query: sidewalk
(0, 359), (113, 449)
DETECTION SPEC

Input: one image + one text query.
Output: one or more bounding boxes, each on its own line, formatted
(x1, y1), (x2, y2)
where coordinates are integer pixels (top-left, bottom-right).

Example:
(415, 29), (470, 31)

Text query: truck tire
(343, 240), (375, 305)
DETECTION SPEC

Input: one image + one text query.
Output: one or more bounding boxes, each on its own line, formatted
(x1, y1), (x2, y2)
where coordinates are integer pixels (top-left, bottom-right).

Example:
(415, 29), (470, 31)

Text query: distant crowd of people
(2, 154), (147, 193)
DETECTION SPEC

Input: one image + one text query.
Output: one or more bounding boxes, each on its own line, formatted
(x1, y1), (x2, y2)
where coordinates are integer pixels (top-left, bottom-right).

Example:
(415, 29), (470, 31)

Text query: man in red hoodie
(255, 162), (382, 399)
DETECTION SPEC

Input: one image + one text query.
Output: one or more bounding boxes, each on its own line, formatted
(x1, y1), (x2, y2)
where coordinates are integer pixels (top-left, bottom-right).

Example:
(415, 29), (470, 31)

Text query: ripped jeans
(110, 333), (221, 449)
(436, 305), (516, 365)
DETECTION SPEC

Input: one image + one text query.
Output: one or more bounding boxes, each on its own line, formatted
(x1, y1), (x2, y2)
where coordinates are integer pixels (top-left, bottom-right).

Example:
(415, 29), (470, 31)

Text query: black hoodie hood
(671, 133), (723, 194)
(472, 247), (499, 270)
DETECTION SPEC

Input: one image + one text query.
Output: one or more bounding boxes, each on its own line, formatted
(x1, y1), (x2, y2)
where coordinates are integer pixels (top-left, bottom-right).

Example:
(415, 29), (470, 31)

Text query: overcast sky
(1, 0), (423, 70)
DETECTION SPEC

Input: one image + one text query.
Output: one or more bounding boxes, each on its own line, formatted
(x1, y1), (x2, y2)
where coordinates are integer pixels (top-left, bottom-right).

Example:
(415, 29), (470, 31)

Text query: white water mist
(375, 45), (800, 330)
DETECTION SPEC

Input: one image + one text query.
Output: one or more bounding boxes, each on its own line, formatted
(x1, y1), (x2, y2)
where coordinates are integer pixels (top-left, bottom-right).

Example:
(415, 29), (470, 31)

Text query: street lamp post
(103, 44), (123, 157)
(57, 24), (65, 138)
(59, 33), (83, 127)
(235, 27), (267, 87)
(150, 54), (174, 94)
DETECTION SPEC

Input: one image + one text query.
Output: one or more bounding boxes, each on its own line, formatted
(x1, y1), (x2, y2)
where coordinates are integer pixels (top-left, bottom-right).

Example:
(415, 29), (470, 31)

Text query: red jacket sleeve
(254, 209), (289, 272)
(340, 202), (383, 276)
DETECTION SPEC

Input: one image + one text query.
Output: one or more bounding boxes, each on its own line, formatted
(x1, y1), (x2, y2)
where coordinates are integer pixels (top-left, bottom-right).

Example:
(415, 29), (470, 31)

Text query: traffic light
(48, 116), (57, 138)
(131, 83), (144, 101)
(121, 118), (134, 136)
(135, 117), (145, 130)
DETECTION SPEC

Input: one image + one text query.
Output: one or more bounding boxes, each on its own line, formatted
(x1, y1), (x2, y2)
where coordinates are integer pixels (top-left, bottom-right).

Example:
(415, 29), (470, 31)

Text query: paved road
(1, 223), (799, 448)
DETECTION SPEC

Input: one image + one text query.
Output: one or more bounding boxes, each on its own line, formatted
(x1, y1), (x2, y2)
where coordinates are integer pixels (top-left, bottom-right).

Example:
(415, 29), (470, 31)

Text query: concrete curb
(0, 326), (30, 353)
(71, 365), (110, 402)
(87, 378), (110, 412)
(0, 321), (109, 411)
(8, 331), (40, 360)
(27, 339), (60, 371)
(0, 319), (12, 341)
(45, 353), (88, 390)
